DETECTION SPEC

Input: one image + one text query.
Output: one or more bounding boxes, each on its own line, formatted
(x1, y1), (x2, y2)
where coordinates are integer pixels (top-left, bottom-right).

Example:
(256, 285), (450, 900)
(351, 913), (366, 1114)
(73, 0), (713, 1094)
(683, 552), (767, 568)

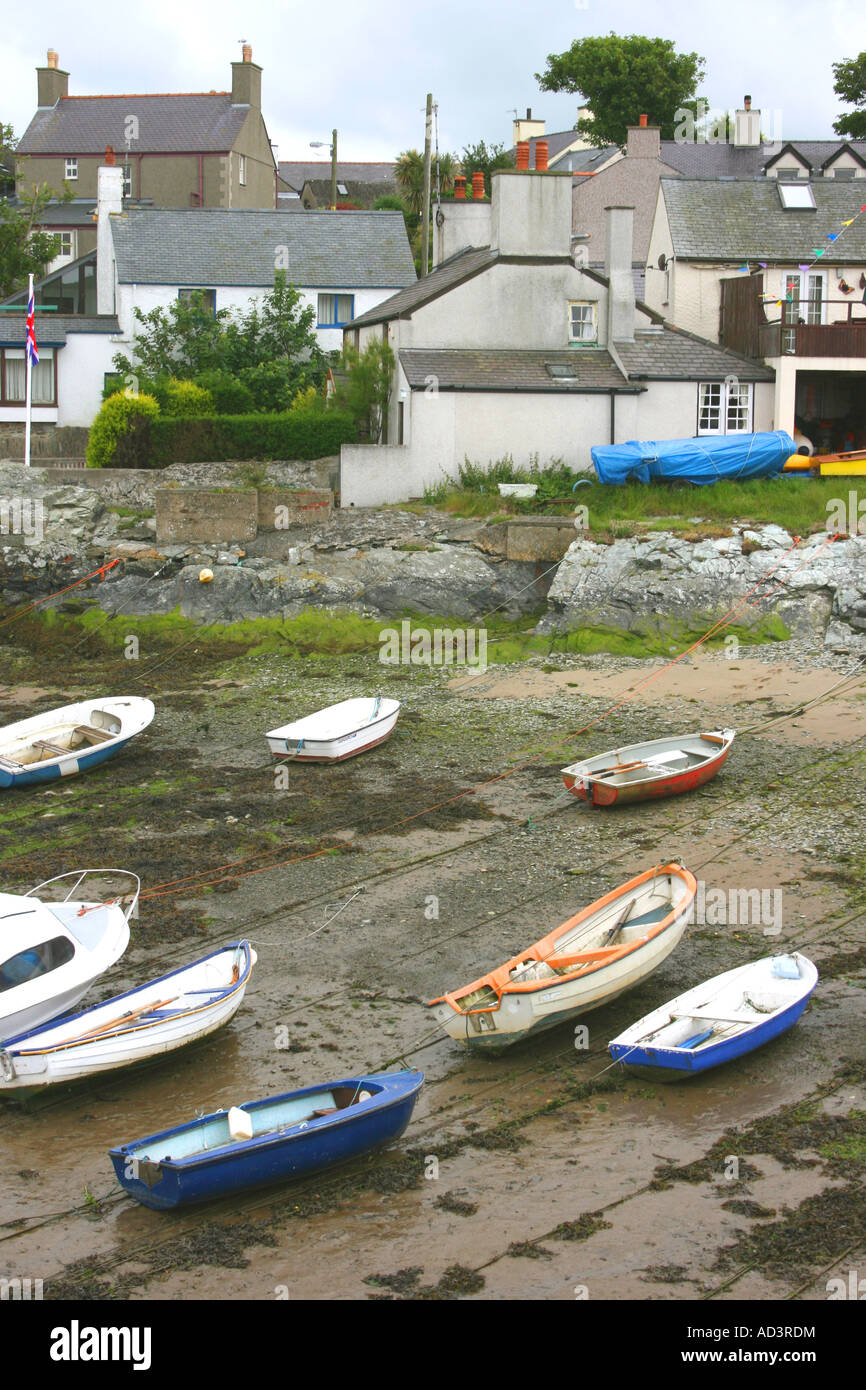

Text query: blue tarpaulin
(591, 432), (795, 486)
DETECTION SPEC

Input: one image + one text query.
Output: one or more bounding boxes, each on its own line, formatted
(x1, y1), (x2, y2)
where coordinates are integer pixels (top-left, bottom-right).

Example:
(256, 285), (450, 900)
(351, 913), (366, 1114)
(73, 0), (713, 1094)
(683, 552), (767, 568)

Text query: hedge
(145, 409), (358, 466)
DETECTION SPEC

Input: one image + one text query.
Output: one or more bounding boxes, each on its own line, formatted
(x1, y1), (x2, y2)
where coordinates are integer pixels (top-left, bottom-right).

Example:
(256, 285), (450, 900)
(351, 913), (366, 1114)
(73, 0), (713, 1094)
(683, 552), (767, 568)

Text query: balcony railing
(759, 301), (866, 358)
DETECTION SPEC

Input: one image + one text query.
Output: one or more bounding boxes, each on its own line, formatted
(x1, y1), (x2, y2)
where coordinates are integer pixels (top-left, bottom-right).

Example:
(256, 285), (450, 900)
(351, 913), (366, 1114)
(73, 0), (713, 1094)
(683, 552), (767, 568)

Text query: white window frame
(782, 270), (825, 352)
(65, 158), (78, 181)
(698, 380), (753, 435)
(122, 165), (132, 198)
(239, 154), (247, 187)
(568, 301), (597, 344)
(58, 231), (74, 257)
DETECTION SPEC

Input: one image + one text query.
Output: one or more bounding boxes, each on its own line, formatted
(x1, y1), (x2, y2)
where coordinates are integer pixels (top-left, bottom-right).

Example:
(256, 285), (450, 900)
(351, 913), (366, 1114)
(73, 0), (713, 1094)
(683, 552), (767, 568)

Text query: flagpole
(24, 273), (34, 470)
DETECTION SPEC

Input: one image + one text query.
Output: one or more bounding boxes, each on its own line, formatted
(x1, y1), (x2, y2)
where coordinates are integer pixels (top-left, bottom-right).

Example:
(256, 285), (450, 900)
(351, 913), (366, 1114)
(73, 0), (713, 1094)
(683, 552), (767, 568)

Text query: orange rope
(139, 533), (835, 902)
(0, 558), (120, 630)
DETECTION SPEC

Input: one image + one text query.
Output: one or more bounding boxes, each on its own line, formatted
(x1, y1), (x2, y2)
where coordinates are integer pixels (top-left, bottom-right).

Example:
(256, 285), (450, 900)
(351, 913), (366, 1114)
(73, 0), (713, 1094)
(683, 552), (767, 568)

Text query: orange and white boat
(428, 863), (696, 1049)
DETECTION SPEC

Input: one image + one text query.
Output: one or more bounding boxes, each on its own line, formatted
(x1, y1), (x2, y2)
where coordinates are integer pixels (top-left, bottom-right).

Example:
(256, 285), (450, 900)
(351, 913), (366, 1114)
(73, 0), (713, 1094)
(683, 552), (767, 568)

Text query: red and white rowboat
(562, 729), (735, 807)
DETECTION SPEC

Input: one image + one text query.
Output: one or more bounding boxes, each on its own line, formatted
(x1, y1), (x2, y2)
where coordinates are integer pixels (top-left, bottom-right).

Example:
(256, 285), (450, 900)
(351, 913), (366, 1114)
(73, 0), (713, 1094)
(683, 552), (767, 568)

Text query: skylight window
(546, 363), (579, 380)
(778, 182), (816, 209)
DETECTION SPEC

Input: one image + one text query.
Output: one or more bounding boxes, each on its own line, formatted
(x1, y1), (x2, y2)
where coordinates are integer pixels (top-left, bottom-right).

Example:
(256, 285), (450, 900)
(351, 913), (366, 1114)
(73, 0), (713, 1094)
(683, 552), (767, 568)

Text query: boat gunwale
(561, 729), (735, 785)
(265, 699), (401, 746)
(0, 697), (155, 773)
(429, 864), (697, 1016)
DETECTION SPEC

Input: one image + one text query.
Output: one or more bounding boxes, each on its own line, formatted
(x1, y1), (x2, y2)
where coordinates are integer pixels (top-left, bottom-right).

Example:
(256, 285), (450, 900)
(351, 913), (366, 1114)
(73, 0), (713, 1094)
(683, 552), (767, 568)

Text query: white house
(339, 169), (775, 507)
(0, 162), (416, 433)
(646, 177), (866, 448)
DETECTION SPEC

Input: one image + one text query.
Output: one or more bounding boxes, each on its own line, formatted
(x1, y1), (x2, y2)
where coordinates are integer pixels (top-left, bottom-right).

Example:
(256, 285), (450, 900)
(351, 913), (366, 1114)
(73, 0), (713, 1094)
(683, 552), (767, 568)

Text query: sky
(3, 0), (865, 161)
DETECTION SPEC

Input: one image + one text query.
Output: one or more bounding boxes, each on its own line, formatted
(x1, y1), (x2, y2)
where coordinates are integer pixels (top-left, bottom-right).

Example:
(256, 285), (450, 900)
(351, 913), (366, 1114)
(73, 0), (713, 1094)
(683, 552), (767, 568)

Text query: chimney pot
(516, 140), (530, 170)
(104, 145), (115, 166)
(744, 95), (751, 109)
(242, 43), (252, 62)
(526, 107), (532, 119)
(639, 113), (647, 127)
(454, 174), (466, 200)
(535, 140), (549, 171)
(472, 170), (485, 198)
(47, 49), (58, 69)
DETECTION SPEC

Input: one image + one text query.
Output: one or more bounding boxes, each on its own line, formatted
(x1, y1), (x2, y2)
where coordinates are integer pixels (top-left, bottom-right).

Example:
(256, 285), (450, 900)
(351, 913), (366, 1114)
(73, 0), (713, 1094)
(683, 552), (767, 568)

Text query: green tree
(832, 53), (866, 139)
(460, 140), (514, 189)
(112, 274), (326, 408)
(535, 33), (706, 147)
(334, 340), (395, 442)
(0, 125), (68, 298)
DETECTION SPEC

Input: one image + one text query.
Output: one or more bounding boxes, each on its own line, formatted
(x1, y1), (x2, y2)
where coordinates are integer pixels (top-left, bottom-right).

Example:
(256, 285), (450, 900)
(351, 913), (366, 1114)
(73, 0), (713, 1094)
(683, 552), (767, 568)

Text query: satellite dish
(657, 254), (668, 271)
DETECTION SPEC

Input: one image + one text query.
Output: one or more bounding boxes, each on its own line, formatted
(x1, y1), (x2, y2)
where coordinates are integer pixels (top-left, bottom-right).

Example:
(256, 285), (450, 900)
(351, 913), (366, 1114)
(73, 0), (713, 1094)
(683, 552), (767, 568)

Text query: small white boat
(0, 697), (155, 788)
(0, 941), (256, 1093)
(265, 697), (401, 763)
(0, 870), (137, 1039)
(608, 953), (818, 1081)
(428, 863), (696, 1049)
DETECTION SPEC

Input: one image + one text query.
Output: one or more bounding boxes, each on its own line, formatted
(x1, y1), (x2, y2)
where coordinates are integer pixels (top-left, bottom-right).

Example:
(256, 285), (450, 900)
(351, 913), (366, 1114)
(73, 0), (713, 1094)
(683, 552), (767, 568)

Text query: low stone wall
(257, 488), (332, 530)
(155, 488), (259, 544)
(0, 424), (89, 460)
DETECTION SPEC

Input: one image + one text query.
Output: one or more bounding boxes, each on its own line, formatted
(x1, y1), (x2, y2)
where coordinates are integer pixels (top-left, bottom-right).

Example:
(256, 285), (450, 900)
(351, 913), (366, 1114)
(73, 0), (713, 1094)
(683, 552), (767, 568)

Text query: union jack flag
(26, 283), (39, 367)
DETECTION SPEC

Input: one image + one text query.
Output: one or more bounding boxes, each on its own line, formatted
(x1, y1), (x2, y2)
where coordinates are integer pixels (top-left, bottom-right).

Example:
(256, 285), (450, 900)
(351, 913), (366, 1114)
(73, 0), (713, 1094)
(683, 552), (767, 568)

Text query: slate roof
(349, 247), (497, 327)
(17, 95), (252, 156)
(659, 138), (866, 178)
(302, 178), (398, 209)
(512, 132), (618, 173)
(0, 314), (119, 346)
(400, 348), (630, 392)
(616, 328), (775, 381)
(661, 178), (866, 262)
(110, 208), (416, 288)
(4, 197), (98, 226)
(279, 160), (395, 192)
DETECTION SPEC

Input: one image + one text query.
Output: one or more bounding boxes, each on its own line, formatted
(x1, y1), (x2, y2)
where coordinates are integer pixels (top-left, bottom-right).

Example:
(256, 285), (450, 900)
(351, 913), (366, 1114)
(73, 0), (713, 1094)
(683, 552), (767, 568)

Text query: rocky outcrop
(540, 527), (866, 651)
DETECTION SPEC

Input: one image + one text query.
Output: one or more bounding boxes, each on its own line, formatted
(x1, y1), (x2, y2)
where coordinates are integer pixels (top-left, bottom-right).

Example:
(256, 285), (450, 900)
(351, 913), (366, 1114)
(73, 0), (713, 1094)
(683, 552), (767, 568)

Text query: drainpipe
(609, 389), (616, 443)
(198, 154), (204, 206)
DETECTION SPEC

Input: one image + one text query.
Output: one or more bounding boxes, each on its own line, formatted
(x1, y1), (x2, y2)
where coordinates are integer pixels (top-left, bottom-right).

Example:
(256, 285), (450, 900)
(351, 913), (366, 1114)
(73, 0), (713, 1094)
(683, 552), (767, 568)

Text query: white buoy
(199, 568), (214, 583)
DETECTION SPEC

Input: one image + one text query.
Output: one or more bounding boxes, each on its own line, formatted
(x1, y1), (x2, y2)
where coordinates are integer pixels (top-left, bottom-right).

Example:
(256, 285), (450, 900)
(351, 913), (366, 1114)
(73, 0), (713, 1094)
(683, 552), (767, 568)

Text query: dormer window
(778, 182), (816, 209)
(569, 302), (597, 344)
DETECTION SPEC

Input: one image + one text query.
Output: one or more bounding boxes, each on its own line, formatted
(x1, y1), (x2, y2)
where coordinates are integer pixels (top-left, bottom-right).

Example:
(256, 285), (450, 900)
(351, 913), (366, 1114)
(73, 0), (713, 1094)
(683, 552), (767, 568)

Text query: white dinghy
(265, 697), (401, 763)
(0, 697), (155, 788)
(0, 941), (256, 1093)
(0, 870), (137, 1039)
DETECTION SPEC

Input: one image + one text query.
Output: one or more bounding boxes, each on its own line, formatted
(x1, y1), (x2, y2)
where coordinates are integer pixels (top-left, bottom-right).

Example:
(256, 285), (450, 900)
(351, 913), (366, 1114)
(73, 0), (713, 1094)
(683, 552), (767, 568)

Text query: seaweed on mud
(639, 1264), (692, 1284)
(549, 1211), (612, 1242)
(506, 1241), (554, 1260)
(363, 1263), (486, 1300)
(434, 1191), (478, 1217)
(721, 1200), (777, 1218)
(145, 1222), (278, 1274)
(714, 1183), (866, 1279)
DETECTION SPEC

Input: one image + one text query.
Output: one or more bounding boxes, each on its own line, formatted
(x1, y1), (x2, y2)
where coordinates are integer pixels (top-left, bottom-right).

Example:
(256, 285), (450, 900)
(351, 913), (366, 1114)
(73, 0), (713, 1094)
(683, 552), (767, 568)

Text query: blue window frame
(317, 293), (354, 327)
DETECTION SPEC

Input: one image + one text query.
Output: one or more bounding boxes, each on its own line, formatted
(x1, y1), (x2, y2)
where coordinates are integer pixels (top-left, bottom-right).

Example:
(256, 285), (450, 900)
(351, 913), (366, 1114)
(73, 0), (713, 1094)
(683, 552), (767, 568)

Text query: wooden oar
(603, 897), (637, 945)
(589, 759), (649, 779)
(57, 995), (180, 1045)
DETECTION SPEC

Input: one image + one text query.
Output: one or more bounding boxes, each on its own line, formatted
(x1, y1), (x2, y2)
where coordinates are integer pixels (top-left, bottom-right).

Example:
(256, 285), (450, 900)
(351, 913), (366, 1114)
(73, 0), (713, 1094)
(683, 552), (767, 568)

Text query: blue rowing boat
(109, 1070), (424, 1209)
(607, 953), (818, 1081)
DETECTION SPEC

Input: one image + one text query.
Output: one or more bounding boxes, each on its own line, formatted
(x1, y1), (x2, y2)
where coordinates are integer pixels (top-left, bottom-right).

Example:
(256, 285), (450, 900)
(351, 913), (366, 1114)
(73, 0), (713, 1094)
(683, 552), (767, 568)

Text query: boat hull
(0, 698), (154, 788)
(608, 954), (817, 1080)
(429, 865), (696, 1050)
(0, 942), (255, 1092)
(562, 731), (733, 806)
(109, 1071), (423, 1210)
(265, 698), (400, 763)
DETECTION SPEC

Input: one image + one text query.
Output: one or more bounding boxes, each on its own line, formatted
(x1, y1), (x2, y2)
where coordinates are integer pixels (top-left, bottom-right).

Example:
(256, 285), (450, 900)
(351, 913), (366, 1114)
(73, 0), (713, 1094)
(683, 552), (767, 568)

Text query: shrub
(289, 385), (325, 413)
(146, 407), (358, 466)
(161, 379), (214, 417)
(193, 370), (255, 415)
(236, 360), (319, 414)
(86, 392), (160, 468)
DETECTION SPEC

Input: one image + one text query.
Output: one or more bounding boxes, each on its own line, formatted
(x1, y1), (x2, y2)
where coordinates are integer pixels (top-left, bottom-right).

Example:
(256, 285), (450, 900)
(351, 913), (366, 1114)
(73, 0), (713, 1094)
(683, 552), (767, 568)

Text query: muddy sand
(0, 623), (864, 1302)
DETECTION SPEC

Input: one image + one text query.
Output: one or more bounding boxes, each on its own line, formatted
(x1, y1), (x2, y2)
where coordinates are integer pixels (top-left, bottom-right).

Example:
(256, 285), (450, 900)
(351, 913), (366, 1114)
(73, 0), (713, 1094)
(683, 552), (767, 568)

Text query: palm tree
(394, 150), (425, 216)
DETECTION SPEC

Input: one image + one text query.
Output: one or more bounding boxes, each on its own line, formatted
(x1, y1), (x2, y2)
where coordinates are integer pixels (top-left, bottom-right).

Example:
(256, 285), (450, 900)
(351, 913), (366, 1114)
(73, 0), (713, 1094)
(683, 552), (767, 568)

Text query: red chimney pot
(535, 140), (549, 171)
(104, 145), (115, 165)
(516, 140), (530, 170)
(472, 170), (485, 198)
(454, 175), (466, 200)
(638, 113), (648, 127)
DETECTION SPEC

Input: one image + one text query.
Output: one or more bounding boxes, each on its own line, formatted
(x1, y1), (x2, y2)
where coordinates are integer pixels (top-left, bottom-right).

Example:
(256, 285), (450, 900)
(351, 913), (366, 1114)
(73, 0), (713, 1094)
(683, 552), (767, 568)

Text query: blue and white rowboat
(110, 1070), (424, 1210)
(0, 941), (256, 1093)
(608, 953), (818, 1081)
(0, 697), (154, 787)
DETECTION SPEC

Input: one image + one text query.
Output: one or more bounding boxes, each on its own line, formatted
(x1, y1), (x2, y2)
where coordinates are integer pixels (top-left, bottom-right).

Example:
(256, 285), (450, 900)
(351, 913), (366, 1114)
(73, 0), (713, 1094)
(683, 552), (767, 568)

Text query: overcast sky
(3, 0), (865, 161)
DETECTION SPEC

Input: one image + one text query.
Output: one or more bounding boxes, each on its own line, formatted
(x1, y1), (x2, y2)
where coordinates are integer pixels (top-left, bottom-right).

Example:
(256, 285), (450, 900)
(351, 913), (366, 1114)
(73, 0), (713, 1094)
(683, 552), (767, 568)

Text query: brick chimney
(37, 49), (69, 107)
(625, 120), (661, 159)
(604, 206), (636, 344)
(231, 45), (262, 108)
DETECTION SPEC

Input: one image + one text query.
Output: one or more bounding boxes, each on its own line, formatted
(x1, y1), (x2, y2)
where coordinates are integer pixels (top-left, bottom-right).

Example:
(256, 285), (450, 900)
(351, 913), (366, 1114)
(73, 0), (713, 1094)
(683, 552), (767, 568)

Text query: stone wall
(155, 489), (259, 544)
